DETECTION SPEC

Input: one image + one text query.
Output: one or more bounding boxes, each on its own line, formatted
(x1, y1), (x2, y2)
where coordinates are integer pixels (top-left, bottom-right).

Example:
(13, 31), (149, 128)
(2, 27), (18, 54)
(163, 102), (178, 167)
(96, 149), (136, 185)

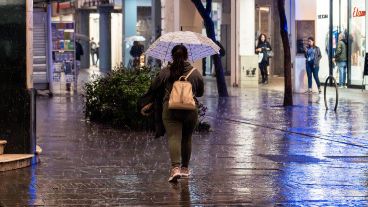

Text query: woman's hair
(169, 44), (188, 82)
(258, 34), (267, 44)
(307, 37), (315, 46)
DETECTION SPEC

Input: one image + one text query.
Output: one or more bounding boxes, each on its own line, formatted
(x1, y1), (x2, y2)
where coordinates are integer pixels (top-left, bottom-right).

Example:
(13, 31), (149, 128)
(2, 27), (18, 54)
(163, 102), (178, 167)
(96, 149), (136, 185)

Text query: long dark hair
(169, 44), (188, 83)
(307, 37), (315, 47)
(258, 33), (267, 45)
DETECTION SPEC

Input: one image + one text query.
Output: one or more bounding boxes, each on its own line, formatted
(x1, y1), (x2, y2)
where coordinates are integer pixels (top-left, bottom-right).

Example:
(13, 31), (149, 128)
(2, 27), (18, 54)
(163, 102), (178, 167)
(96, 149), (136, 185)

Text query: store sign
(353, 7), (366, 17)
(318, 14), (328, 19)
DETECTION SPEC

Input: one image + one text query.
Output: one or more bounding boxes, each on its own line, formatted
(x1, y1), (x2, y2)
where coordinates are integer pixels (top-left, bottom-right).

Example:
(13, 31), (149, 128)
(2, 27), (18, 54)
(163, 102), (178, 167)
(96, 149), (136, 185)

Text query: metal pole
(329, 0), (334, 84)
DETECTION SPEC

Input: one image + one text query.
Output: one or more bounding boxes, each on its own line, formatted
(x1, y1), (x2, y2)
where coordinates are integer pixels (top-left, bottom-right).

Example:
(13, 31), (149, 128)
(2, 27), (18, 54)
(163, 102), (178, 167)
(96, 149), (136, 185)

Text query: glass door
(333, 0), (349, 82)
(348, 0), (366, 86)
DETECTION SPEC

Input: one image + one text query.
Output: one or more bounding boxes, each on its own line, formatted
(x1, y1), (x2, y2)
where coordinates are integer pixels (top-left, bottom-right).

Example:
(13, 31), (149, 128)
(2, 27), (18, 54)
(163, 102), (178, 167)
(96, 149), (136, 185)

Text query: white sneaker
(168, 167), (181, 182)
(304, 89), (312, 94)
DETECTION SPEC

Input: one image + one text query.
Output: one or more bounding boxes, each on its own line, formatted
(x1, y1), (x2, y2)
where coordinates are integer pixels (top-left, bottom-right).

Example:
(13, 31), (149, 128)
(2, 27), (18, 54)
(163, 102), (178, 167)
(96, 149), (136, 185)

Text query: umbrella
(75, 33), (89, 41)
(145, 31), (220, 62)
(124, 35), (146, 42)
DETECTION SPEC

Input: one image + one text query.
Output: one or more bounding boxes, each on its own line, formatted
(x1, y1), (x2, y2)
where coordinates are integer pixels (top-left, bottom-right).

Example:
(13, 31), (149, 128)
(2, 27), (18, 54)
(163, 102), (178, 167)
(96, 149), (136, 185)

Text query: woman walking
(255, 34), (272, 84)
(304, 37), (322, 94)
(141, 45), (204, 182)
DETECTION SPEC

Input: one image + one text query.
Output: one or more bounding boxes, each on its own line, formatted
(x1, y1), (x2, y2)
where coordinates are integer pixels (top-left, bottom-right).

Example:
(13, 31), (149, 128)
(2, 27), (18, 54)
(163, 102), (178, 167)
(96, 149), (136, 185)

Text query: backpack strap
(178, 68), (196, 81)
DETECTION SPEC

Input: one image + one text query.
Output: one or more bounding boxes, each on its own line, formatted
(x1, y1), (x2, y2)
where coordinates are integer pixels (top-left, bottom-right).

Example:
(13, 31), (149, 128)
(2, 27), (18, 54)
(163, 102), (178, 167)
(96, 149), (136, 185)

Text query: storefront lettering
(353, 7), (366, 17)
(318, 14), (328, 19)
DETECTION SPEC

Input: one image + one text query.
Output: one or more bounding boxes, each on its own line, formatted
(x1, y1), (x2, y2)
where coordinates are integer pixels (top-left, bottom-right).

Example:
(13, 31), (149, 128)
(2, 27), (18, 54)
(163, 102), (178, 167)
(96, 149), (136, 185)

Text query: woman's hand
(256, 48), (262, 52)
(141, 103), (153, 116)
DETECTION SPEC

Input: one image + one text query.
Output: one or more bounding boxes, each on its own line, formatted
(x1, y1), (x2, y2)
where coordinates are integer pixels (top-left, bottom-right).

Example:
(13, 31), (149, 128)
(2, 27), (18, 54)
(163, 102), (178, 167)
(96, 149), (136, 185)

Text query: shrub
(84, 66), (157, 129)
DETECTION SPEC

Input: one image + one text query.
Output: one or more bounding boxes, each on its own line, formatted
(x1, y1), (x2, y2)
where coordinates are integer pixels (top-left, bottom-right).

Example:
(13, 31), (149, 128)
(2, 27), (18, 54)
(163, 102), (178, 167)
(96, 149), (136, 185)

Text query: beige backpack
(168, 68), (197, 110)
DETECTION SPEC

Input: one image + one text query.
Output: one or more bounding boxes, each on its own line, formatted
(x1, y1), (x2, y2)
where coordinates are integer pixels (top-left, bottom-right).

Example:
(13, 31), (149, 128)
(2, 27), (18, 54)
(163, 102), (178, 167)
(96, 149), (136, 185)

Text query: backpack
(168, 68), (197, 110)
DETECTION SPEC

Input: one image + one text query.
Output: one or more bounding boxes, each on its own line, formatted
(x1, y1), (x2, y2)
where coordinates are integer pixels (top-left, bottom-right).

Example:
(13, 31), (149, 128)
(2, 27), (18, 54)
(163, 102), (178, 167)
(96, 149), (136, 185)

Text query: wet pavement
(0, 72), (368, 206)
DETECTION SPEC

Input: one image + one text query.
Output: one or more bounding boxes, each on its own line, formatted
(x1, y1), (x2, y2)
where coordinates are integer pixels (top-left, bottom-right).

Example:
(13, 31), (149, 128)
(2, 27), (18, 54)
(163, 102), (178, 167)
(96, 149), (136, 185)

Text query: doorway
(255, 6), (273, 75)
(89, 13), (122, 68)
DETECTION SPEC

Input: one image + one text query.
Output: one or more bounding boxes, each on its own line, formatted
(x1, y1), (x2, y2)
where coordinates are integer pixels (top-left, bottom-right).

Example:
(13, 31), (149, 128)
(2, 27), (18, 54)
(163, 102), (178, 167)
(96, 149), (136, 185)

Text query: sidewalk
(0, 71), (367, 206)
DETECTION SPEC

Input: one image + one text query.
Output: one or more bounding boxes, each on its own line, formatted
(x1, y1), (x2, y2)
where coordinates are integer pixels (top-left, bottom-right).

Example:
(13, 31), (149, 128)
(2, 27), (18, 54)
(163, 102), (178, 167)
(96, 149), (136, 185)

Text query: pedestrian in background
(255, 34), (272, 84)
(130, 41), (144, 67)
(334, 33), (348, 88)
(95, 42), (100, 66)
(140, 45), (204, 182)
(90, 37), (97, 66)
(304, 37), (322, 94)
(75, 40), (84, 91)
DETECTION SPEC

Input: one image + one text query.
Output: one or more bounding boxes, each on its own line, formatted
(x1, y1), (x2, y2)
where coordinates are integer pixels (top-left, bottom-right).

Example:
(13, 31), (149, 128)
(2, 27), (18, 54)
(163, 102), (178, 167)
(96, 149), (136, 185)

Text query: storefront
(316, 0), (368, 88)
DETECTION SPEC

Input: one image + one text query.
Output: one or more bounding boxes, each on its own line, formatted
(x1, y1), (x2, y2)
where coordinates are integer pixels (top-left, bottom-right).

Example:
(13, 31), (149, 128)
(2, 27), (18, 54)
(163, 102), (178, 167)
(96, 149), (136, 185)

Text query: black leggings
(259, 61), (268, 82)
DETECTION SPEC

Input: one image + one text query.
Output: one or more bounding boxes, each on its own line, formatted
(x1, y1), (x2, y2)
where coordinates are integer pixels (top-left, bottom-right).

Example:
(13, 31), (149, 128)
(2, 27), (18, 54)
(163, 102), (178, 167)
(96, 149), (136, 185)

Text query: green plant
(84, 66), (158, 129)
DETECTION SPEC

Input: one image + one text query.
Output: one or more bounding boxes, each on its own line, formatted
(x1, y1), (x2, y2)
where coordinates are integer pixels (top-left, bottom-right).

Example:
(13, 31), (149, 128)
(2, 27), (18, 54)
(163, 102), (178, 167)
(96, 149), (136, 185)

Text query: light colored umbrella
(145, 31), (220, 62)
(124, 35), (146, 42)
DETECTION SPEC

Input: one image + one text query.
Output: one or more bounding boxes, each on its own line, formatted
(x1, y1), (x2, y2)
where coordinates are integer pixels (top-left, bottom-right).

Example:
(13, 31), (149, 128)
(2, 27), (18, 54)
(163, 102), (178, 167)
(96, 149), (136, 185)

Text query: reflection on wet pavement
(0, 78), (367, 206)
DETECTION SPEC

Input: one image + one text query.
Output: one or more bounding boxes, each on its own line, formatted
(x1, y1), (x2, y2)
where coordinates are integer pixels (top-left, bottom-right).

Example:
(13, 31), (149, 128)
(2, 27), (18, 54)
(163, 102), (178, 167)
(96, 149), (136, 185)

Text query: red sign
(353, 7), (366, 17)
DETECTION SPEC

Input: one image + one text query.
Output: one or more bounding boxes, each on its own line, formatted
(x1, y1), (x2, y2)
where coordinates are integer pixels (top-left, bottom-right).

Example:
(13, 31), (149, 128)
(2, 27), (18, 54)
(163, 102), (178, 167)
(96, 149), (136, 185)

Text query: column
(230, 0), (237, 86)
(0, 0), (34, 153)
(221, 0), (231, 75)
(79, 10), (90, 69)
(239, 0), (255, 56)
(151, 0), (162, 39)
(231, 0), (256, 86)
(123, 0), (137, 66)
(47, 3), (53, 93)
(98, 5), (113, 72)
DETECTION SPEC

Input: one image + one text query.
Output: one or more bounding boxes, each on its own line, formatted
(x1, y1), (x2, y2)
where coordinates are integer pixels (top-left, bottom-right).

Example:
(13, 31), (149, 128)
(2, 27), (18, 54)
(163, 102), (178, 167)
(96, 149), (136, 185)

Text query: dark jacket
(137, 83), (166, 138)
(305, 46), (322, 67)
(255, 41), (272, 64)
(334, 40), (347, 62)
(76, 42), (84, 61)
(137, 62), (204, 137)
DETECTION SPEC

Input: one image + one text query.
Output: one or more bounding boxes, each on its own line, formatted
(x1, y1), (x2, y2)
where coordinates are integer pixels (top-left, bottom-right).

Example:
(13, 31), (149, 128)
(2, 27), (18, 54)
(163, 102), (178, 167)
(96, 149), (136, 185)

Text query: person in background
(304, 37), (322, 94)
(130, 41), (144, 67)
(75, 40), (84, 91)
(334, 33), (348, 88)
(255, 34), (272, 84)
(95, 42), (100, 66)
(90, 37), (97, 66)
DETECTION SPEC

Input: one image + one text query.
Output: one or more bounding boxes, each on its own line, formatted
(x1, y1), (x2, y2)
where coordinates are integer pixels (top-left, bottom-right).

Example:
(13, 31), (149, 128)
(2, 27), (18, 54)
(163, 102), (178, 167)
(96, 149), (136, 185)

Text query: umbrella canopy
(75, 33), (89, 41)
(145, 31), (220, 62)
(124, 35), (146, 42)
